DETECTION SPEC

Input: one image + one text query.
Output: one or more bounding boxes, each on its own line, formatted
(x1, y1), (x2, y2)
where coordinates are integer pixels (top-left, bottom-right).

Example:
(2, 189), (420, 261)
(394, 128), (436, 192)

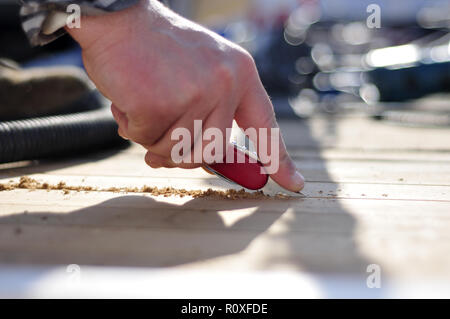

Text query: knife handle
(206, 144), (268, 190)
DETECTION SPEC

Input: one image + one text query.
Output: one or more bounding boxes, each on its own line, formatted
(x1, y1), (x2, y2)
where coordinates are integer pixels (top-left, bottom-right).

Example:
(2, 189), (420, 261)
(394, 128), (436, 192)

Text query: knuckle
(184, 82), (203, 106)
(236, 50), (256, 75)
(213, 62), (234, 85)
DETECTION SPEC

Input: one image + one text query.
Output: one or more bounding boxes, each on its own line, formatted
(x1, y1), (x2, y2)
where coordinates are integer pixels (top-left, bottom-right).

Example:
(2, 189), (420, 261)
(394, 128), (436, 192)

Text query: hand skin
(66, 0), (305, 192)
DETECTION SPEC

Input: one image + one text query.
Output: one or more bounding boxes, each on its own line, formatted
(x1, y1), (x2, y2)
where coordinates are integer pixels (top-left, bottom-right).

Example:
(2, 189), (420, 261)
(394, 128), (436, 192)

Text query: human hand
(67, 0), (304, 192)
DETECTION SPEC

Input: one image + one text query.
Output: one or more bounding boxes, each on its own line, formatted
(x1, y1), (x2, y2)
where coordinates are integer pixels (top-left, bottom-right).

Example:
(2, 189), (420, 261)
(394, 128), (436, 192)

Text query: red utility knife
(204, 144), (269, 190)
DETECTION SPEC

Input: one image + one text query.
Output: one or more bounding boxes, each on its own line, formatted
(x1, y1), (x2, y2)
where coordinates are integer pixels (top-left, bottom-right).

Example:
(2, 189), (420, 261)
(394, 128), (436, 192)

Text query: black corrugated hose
(0, 107), (127, 164)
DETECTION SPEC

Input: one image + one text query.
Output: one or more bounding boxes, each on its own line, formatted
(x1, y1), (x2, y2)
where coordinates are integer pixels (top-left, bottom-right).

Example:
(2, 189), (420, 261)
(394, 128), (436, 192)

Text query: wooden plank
(1, 114), (450, 286)
(280, 117), (450, 151)
(2, 141), (450, 186)
(2, 190), (450, 229)
(1, 174), (449, 200)
(1, 190), (450, 277)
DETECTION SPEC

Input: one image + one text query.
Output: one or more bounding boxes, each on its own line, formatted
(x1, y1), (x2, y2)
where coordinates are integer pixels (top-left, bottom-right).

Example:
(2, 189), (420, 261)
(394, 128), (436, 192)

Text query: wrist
(66, 0), (165, 51)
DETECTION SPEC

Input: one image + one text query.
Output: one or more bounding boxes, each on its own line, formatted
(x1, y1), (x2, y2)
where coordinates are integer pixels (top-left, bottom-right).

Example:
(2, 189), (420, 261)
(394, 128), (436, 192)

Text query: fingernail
(292, 171), (305, 192)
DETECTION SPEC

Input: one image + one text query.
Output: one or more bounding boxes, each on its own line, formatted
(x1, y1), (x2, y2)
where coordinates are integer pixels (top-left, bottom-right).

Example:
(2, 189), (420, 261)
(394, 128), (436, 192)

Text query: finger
(193, 101), (234, 166)
(144, 102), (233, 169)
(117, 128), (129, 140)
(111, 99), (180, 148)
(111, 104), (130, 140)
(145, 151), (200, 169)
(111, 103), (128, 131)
(234, 76), (304, 192)
(144, 100), (214, 158)
(145, 151), (174, 168)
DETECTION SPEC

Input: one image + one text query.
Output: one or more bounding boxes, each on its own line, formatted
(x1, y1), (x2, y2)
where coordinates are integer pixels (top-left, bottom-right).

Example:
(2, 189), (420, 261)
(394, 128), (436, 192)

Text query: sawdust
(0, 176), (291, 200)
(0, 184), (13, 191)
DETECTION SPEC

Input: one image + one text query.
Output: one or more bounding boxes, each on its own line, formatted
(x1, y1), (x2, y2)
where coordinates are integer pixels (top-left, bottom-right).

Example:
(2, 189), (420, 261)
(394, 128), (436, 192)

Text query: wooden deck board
(1, 115), (450, 289)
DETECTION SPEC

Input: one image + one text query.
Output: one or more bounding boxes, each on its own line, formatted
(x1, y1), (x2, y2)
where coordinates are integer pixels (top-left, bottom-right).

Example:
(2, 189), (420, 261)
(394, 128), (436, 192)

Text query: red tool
(205, 143), (269, 190)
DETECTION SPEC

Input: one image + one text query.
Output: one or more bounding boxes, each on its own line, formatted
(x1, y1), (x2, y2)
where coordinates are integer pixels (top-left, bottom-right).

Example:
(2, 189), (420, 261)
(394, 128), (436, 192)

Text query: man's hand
(67, 0), (304, 192)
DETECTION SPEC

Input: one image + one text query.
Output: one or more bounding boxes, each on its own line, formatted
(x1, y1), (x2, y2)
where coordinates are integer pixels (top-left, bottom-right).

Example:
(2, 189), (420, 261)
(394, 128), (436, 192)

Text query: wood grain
(1, 115), (449, 282)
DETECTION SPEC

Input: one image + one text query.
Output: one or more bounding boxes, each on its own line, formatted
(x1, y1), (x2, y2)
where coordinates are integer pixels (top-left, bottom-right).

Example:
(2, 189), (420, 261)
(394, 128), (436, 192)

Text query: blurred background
(1, 0), (449, 125)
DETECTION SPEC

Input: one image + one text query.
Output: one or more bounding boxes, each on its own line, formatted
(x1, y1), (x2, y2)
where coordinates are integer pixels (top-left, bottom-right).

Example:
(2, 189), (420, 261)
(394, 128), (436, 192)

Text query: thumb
(234, 75), (305, 193)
